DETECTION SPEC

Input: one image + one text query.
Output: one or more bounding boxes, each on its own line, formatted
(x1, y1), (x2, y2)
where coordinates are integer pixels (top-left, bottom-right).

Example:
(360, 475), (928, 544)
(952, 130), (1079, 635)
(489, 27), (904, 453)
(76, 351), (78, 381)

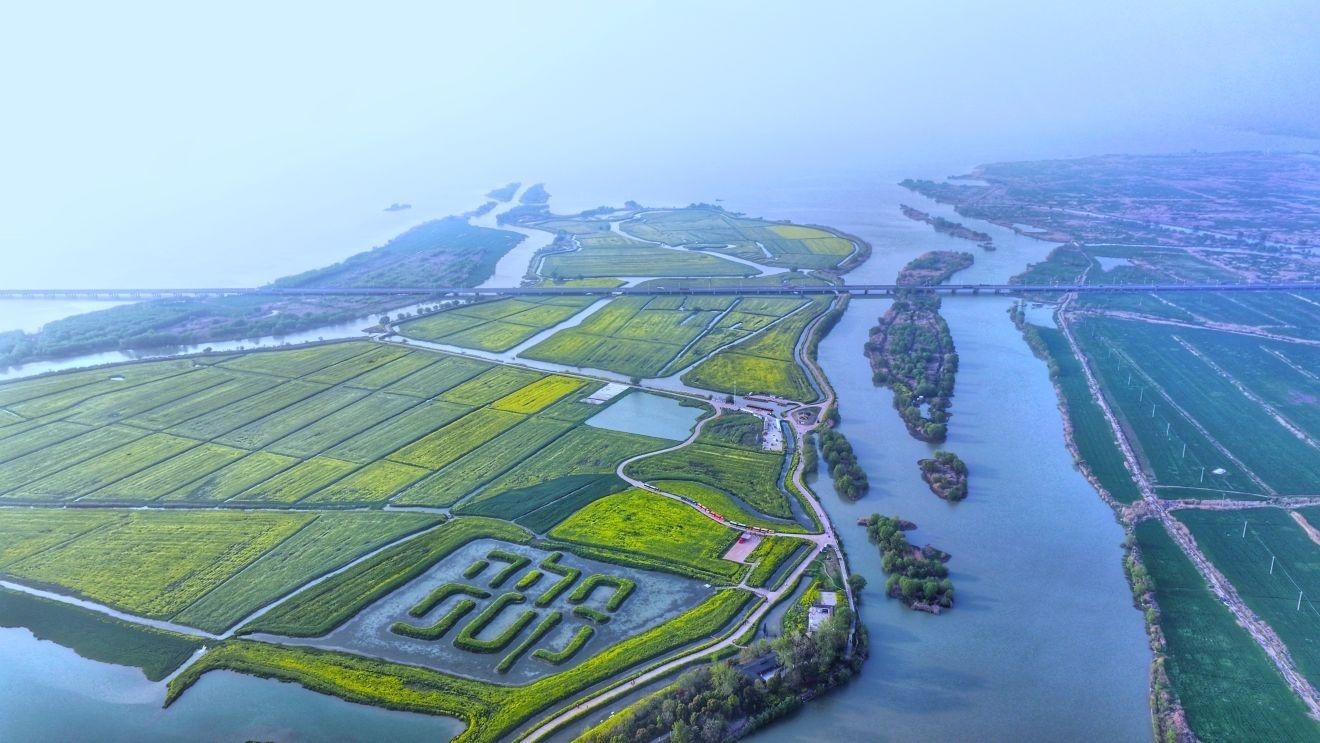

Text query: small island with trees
(899, 204), (994, 249)
(864, 250), (974, 442)
(918, 450), (969, 502)
(864, 514), (954, 614)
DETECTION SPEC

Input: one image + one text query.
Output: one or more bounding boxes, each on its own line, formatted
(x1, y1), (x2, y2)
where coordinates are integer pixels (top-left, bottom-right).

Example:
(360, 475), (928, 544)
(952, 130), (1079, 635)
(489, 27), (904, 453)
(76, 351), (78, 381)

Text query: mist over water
(2, 2), (1318, 290)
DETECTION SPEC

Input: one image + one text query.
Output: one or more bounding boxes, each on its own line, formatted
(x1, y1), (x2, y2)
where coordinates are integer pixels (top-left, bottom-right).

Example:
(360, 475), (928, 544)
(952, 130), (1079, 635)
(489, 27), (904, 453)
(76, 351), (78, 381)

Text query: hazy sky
(2, 1), (1317, 286)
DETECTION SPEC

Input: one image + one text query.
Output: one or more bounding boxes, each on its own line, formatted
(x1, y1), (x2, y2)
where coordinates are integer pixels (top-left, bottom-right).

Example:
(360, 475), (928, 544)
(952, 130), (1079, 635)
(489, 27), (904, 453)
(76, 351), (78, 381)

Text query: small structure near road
(807, 591), (838, 634)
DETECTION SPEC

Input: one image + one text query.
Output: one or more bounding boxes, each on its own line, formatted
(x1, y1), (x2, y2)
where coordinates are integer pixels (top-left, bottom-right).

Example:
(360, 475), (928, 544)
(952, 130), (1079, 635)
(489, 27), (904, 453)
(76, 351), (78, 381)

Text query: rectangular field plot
(397, 297), (596, 352)
(219, 342), (381, 379)
(1176, 509), (1320, 688)
(266, 392), (421, 458)
(300, 460), (430, 506)
(0, 509), (313, 619)
(215, 386), (368, 450)
(127, 374), (283, 430)
(302, 346), (411, 385)
(227, 457), (359, 504)
(263, 538), (714, 684)
(0, 359), (198, 419)
(84, 443), (249, 502)
(383, 354), (492, 397)
(13, 433), (199, 501)
(681, 296), (826, 401)
(173, 511), (443, 633)
(393, 418), (573, 507)
(324, 399), (472, 464)
(438, 366), (545, 407)
(157, 451), (299, 503)
(521, 295), (814, 379)
(618, 208), (855, 269)
(389, 407), (525, 470)
(0, 425), (147, 496)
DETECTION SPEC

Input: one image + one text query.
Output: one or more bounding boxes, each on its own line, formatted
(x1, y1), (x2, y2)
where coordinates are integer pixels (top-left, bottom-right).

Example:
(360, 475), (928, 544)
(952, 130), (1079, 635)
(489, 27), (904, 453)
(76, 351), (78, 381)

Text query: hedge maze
(385, 545), (640, 674)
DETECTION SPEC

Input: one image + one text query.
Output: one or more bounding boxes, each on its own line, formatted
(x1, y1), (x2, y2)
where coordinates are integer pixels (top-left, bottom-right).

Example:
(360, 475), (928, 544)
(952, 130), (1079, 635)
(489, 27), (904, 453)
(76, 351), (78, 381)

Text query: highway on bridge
(2, 282), (1318, 300)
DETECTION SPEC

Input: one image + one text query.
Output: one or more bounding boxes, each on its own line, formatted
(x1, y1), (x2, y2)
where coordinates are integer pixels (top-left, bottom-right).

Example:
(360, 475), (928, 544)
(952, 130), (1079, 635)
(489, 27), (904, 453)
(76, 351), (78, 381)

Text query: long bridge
(1, 282), (1317, 301)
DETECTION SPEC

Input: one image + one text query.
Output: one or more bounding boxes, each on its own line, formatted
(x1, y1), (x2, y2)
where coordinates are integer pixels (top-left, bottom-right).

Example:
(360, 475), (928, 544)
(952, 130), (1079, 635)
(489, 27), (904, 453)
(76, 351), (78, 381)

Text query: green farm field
(548, 488), (744, 582)
(1134, 520), (1320, 741)
(1076, 316), (1319, 496)
(619, 208), (856, 270)
(397, 296), (597, 352)
(1175, 509), (1320, 688)
(0, 342), (626, 510)
(627, 411), (792, 519)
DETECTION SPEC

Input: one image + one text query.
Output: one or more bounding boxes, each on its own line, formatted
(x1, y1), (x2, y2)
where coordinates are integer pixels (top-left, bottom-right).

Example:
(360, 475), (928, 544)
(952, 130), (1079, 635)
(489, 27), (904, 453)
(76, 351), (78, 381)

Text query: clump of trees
(865, 514), (954, 611)
(918, 450), (969, 502)
(578, 609), (859, 743)
(815, 408), (867, 501)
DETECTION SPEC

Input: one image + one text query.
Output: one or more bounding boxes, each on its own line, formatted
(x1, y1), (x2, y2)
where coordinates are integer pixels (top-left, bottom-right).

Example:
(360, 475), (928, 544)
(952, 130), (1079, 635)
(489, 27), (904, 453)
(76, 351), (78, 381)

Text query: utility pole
(1270, 555), (1275, 574)
(1299, 590), (1304, 612)
(1181, 442), (1187, 458)
(1242, 520), (1248, 539)
(1200, 466), (1205, 483)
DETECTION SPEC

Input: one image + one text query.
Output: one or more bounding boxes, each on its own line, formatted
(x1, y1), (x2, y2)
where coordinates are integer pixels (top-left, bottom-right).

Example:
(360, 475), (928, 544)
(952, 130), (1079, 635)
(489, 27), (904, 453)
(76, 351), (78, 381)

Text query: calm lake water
(585, 390), (701, 442)
(0, 628), (463, 742)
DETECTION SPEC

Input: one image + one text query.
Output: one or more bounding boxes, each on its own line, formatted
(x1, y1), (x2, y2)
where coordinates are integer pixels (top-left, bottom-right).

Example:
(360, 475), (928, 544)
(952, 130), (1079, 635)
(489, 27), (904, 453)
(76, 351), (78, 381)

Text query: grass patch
(548, 488), (742, 582)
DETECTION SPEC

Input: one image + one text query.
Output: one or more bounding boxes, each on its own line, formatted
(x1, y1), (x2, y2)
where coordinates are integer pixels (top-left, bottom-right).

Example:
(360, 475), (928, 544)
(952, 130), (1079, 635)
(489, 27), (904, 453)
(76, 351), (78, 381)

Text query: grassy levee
(1175, 509), (1320, 688)
(0, 587), (200, 681)
(175, 511), (442, 633)
(167, 589), (754, 743)
(240, 517), (531, 637)
(533, 625), (594, 665)
(745, 536), (811, 588)
(1134, 520), (1320, 741)
(1030, 324), (1143, 503)
(547, 489), (744, 583)
(498, 611), (563, 673)
(567, 574), (636, 611)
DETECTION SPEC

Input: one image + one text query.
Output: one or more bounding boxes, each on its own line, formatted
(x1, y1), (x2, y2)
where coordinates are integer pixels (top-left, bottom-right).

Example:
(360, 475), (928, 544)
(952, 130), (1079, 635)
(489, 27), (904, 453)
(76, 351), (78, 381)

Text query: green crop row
(408, 582), (492, 618)
(391, 598), (477, 641)
(497, 610), (563, 673)
(453, 592), (535, 653)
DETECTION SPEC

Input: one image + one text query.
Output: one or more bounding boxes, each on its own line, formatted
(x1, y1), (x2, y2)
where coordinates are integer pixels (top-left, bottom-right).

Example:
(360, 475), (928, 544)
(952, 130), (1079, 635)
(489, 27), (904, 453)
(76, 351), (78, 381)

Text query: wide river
(0, 176), (1152, 741)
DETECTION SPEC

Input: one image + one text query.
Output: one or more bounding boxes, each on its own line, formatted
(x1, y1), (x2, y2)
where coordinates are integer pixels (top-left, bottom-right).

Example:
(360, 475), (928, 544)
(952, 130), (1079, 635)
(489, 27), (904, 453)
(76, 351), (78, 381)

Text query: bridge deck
(1, 282), (1317, 300)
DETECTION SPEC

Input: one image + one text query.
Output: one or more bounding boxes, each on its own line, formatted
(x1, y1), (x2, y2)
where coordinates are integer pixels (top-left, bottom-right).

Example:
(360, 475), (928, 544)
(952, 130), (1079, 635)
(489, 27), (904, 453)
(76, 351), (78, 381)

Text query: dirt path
(1056, 293), (1320, 719)
(1291, 511), (1320, 548)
